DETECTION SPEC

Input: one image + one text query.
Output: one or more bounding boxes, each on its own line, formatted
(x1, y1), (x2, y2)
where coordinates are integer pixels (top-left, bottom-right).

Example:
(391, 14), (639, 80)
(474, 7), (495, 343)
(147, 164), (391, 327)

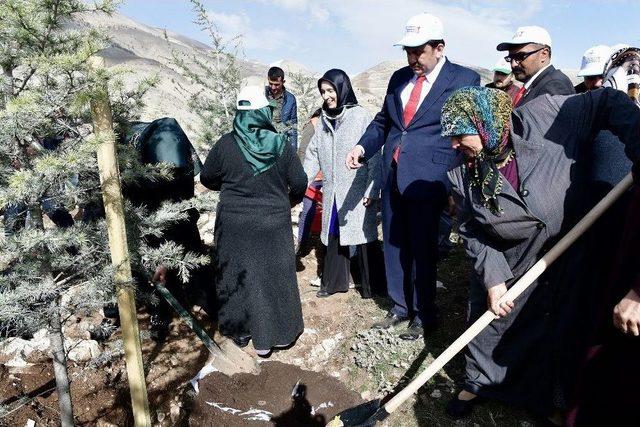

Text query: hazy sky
(119, 0), (640, 74)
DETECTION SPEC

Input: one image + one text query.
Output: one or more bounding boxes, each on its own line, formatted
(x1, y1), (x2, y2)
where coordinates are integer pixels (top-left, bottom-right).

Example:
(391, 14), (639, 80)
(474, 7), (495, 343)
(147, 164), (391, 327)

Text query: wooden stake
(88, 56), (151, 427)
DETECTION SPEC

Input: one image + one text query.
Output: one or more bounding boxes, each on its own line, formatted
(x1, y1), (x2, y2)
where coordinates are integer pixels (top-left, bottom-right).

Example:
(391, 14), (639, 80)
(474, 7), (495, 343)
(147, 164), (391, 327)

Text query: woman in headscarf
(304, 69), (385, 299)
(200, 86), (307, 357)
(440, 86), (640, 422)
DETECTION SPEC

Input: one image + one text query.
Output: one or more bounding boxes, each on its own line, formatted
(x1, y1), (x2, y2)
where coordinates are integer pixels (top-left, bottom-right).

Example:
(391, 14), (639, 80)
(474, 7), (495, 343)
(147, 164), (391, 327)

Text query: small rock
(24, 420), (36, 427)
(67, 339), (101, 362)
(5, 355), (33, 373)
(156, 411), (166, 422)
(430, 389), (442, 399)
(257, 400), (266, 406)
(169, 402), (181, 423)
(361, 390), (372, 400)
(96, 419), (119, 427)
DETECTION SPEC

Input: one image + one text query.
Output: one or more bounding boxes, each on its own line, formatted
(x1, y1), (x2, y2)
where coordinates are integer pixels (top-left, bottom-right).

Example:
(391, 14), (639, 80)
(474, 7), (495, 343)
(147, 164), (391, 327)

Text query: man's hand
(487, 283), (514, 318)
(363, 197), (378, 207)
(152, 265), (168, 285)
(613, 288), (640, 336)
(446, 196), (456, 217)
(346, 145), (365, 169)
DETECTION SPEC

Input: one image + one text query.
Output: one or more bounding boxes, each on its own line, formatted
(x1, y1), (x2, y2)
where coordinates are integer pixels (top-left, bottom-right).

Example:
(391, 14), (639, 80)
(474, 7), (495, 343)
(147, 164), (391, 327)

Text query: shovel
(327, 173), (634, 427)
(151, 281), (220, 354)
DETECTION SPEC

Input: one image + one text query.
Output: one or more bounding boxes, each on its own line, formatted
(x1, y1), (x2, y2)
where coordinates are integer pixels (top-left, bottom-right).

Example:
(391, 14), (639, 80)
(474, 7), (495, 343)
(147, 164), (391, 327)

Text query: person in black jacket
(497, 25), (574, 106)
(201, 86), (307, 357)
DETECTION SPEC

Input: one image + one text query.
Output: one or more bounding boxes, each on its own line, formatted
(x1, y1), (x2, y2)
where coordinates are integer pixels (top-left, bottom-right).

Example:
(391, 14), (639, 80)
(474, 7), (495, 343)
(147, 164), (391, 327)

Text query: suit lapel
(522, 65), (555, 102)
(407, 59), (453, 127)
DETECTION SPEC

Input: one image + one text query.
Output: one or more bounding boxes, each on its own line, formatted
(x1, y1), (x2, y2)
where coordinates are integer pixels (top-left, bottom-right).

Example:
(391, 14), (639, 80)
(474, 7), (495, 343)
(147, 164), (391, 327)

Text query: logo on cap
(406, 25), (421, 33)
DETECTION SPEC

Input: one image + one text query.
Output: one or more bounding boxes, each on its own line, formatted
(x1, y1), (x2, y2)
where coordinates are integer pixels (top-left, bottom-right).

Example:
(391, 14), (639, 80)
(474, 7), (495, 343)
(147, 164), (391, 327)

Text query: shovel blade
(326, 399), (388, 427)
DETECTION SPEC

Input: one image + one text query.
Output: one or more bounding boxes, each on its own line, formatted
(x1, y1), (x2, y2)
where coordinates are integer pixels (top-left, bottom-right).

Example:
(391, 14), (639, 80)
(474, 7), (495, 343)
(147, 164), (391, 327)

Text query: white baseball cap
(577, 45), (612, 77)
(492, 57), (512, 74)
(394, 13), (444, 47)
(497, 26), (552, 51)
(236, 85), (270, 111)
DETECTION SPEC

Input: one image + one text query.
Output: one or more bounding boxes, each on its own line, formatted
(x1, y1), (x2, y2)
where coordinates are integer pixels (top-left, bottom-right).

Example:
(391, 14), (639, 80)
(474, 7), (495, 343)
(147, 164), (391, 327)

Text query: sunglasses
(504, 47), (546, 64)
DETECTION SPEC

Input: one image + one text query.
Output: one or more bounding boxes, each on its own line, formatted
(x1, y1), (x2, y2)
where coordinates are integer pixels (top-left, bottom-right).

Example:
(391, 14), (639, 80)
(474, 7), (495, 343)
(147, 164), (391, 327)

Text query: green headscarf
(233, 105), (287, 175)
(441, 86), (513, 215)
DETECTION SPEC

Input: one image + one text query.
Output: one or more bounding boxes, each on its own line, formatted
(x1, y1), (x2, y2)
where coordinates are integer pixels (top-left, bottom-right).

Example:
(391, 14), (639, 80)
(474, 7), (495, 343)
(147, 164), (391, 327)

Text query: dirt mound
(189, 361), (363, 426)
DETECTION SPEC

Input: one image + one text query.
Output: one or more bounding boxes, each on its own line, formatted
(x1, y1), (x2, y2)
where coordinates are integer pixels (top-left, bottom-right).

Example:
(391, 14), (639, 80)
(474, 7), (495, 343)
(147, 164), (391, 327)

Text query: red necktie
(512, 86), (526, 107)
(403, 75), (426, 126)
(394, 75), (426, 163)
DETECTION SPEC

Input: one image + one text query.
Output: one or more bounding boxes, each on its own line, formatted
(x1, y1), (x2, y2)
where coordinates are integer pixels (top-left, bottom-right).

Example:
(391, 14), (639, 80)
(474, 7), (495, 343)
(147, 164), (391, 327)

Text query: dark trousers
(381, 186), (441, 325)
(321, 235), (386, 299)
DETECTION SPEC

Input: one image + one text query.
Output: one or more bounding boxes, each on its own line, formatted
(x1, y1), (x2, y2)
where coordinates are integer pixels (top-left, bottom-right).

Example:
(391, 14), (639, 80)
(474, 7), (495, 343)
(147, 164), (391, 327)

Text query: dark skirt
(213, 205), (303, 350)
(321, 235), (386, 299)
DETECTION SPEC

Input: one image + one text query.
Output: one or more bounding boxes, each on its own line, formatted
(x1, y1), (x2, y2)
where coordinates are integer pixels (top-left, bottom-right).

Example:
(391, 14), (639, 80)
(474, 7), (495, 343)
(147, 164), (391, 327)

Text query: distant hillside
(74, 11), (271, 142)
(351, 59), (493, 109)
(74, 10), (580, 145)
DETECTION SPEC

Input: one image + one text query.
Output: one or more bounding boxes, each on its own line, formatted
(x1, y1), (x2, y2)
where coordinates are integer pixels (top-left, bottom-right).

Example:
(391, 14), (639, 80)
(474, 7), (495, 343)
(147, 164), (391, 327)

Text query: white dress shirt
(400, 56), (446, 110)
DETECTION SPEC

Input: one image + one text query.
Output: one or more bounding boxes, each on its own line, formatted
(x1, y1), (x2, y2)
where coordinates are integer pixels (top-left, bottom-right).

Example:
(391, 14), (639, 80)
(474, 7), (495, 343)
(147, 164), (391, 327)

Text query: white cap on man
(236, 85), (270, 111)
(394, 13), (444, 47)
(496, 26), (552, 51)
(577, 45), (612, 77)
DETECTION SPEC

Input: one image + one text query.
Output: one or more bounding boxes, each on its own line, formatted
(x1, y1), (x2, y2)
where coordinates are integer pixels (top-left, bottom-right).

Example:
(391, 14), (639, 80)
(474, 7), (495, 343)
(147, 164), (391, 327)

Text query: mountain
(75, 11), (580, 143)
(74, 11), (271, 141)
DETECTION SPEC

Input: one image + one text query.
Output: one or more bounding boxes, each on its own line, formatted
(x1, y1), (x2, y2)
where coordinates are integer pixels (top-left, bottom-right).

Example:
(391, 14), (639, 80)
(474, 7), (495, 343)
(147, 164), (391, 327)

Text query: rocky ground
(1, 206), (542, 427)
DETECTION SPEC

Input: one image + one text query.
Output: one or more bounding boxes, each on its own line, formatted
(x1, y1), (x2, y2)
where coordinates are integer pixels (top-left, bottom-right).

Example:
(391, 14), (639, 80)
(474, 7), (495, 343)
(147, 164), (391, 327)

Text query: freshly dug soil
(189, 361), (363, 426)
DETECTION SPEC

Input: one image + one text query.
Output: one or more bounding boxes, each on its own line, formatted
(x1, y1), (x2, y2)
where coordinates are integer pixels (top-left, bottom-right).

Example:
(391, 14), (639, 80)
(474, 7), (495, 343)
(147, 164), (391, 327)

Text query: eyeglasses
(504, 47), (545, 64)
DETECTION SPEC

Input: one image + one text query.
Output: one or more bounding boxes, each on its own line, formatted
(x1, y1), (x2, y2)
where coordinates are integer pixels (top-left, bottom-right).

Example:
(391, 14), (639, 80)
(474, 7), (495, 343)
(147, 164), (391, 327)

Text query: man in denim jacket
(266, 66), (298, 150)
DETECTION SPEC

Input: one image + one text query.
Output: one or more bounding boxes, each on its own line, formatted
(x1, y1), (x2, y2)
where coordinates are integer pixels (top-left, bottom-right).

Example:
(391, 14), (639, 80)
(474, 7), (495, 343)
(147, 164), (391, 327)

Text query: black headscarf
(318, 69), (358, 118)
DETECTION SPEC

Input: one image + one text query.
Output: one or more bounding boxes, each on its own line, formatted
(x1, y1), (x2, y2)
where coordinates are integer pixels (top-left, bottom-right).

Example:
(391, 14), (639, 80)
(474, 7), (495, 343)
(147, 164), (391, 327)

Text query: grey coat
(447, 88), (640, 413)
(304, 105), (382, 246)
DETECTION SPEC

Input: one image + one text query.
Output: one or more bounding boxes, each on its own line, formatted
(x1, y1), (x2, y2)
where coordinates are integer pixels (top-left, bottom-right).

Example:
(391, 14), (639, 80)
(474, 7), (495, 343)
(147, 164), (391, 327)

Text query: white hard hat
(492, 57), (512, 74)
(577, 45), (612, 77)
(611, 43), (630, 52)
(394, 13), (444, 47)
(236, 86), (270, 111)
(497, 26), (552, 51)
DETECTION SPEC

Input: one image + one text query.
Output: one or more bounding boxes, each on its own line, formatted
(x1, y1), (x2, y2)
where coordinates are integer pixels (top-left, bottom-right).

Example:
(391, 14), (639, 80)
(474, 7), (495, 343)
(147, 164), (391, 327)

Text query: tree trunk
(28, 205), (75, 427)
(49, 297), (75, 427)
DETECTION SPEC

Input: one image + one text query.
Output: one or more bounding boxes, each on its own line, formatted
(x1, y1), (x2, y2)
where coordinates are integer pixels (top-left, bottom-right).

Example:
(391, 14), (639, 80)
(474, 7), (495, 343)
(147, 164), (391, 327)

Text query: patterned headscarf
(441, 86), (513, 214)
(603, 46), (640, 107)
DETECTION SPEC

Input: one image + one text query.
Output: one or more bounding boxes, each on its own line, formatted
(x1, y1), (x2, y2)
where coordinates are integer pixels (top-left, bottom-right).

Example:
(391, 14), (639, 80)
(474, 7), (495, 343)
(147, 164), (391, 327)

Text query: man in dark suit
(497, 26), (574, 106)
(345, 13), (480, 340)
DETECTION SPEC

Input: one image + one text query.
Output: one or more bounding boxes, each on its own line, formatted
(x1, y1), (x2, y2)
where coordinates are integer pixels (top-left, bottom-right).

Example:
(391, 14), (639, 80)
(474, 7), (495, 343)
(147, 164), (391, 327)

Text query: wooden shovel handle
(383, 173), (634, 415)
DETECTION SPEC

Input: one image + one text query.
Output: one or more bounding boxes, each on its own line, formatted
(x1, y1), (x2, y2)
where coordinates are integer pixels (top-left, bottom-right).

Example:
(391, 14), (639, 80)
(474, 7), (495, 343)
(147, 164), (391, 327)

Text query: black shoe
(445, 392), (484, 418)
(399, 320), (424, 340)
(316, 290), (330, 298)
(371, 312), (408, 329)
(232, 335), (251, 348)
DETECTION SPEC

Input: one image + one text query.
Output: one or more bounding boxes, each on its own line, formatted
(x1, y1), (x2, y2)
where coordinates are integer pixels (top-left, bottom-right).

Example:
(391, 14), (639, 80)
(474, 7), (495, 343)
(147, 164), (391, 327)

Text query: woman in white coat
(304, 69), (385, 298)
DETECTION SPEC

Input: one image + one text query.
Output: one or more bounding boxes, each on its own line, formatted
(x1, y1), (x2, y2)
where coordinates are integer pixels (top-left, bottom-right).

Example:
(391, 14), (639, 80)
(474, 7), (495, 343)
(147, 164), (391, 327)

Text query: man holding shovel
(441, 85), (640, 422)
